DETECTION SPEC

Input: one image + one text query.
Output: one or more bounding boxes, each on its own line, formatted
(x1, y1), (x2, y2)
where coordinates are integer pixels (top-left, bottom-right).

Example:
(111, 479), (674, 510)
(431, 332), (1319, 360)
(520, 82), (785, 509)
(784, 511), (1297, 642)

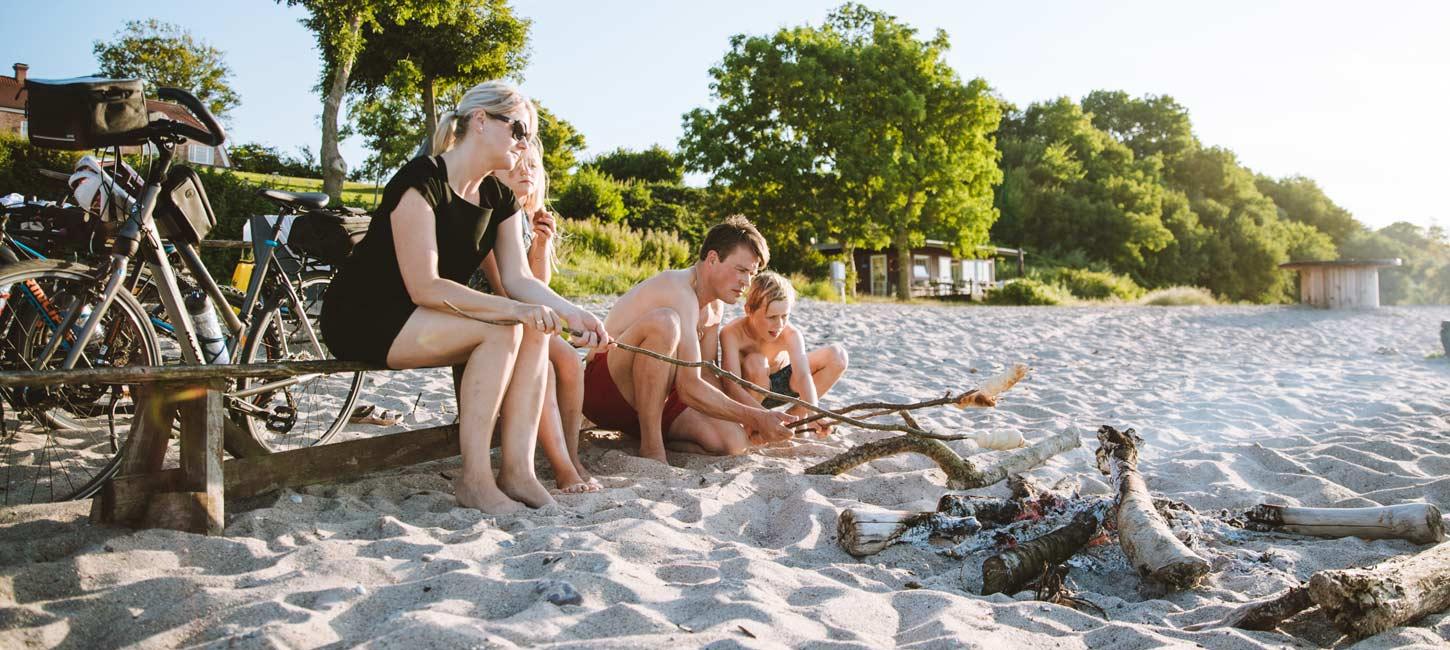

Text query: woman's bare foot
(454, 476), (525, 514)
(497, 470), (557, 508)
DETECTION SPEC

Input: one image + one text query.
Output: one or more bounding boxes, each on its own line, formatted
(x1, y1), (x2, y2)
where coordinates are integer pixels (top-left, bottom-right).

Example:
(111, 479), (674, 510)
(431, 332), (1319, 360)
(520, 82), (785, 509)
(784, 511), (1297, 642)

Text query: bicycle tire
(0, 259), (161, 504)
(232, 271), (362, 453)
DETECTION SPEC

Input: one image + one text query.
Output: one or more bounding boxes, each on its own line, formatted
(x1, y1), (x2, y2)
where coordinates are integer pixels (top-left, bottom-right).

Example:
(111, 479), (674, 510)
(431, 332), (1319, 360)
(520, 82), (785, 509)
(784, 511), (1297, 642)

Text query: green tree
(553, 167), (626, 222)
(93, 19), (241, 120)
(680, 4), (1001, 297)
(349, 0), (529, 143)
(589, 145), (684, 183)
(537, 103), (586, 178)
(1080, 90), (1197, 165)
(345, 62), (426, 182)
(1255, 174), (1362, 247)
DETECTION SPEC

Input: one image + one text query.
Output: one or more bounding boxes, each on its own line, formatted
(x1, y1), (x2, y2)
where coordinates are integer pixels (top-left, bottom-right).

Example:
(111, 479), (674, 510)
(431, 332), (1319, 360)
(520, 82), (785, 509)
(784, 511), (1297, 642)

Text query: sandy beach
(2, 301), (1449, 648)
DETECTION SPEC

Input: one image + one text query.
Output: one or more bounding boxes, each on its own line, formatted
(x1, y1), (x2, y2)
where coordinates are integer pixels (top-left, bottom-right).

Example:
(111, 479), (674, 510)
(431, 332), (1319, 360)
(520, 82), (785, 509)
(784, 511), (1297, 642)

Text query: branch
(805, 427), (1080, 489)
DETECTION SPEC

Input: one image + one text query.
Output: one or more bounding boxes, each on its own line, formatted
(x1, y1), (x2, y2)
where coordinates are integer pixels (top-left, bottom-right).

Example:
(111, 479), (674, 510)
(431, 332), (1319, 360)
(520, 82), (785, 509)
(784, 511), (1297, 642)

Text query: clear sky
(7, 0), (1447, 232)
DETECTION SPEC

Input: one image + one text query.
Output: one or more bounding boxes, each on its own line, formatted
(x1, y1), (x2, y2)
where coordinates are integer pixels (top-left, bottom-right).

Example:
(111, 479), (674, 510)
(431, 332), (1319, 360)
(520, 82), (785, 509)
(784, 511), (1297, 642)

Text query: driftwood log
(837, 495), (1027, 557)
(1095, 425), (1211, 589)
(807, 426), (1080, 489)
(980, 505), (1107, 595)
(1245, 503), (1444, 545)
(1308, 540), (1450, 638)
(1184, 585), (1314, 632)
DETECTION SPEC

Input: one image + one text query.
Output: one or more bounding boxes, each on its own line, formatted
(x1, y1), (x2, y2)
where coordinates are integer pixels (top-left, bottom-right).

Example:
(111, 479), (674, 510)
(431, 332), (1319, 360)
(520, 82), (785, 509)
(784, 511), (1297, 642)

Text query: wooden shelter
(1280, 259), (1402, 309)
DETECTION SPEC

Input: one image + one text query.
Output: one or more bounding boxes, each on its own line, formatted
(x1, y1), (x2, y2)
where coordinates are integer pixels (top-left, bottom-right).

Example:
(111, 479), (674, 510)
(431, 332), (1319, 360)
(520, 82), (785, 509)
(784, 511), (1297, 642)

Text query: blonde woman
(321, 81), (610, 514)
(482, 145), (601, 493)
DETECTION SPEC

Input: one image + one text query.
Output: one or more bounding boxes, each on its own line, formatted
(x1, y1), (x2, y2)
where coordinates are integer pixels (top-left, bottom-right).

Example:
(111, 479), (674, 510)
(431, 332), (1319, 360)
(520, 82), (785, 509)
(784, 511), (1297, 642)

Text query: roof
(813, 240), (1025, 256)
(0, 72), (208, 133)
(1280, 258), (1402, 270)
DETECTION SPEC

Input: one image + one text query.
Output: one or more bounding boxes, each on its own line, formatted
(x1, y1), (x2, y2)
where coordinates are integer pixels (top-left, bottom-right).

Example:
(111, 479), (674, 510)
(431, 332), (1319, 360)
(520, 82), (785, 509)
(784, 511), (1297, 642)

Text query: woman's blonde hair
(746, 271), (796, 314)
(429, 80), (534, 156)
(518, 143), (547, 213)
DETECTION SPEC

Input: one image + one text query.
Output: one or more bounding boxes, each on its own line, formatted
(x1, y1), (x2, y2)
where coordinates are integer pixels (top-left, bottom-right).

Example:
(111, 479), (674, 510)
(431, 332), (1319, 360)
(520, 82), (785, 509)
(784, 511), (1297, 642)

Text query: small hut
(1280, 258), (1402, 309)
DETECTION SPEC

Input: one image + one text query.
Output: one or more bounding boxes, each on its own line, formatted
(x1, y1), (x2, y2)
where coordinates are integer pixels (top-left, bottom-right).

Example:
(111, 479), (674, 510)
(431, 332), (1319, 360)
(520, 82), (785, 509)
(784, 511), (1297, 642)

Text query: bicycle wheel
(0, 259), (161, 505)
(231, 271), (362, 452)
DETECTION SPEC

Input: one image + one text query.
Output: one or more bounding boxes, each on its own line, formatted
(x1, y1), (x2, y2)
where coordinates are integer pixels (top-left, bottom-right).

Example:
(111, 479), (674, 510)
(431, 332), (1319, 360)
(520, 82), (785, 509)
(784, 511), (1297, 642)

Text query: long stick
(442, 300), (973, 441)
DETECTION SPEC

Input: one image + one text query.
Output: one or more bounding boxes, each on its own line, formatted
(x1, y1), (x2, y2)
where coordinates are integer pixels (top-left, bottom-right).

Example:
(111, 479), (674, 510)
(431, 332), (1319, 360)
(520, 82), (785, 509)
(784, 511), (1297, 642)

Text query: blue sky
(7, 0), (1448, 232)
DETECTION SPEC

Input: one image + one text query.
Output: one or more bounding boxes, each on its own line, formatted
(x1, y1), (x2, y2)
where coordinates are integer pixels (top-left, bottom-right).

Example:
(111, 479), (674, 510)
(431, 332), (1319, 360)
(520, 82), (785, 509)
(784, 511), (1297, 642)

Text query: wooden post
(93, 381), (227, 535)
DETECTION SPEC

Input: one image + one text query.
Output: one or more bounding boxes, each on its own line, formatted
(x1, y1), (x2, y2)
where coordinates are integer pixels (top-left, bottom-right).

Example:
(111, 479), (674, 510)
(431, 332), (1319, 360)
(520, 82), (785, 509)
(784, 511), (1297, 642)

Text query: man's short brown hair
(699, 215), (769, 269)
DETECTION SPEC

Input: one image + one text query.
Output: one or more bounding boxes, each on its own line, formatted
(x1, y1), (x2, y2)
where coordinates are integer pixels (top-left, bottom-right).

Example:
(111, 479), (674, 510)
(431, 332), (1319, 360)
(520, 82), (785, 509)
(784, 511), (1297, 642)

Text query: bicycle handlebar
(155, 87), (227, 147)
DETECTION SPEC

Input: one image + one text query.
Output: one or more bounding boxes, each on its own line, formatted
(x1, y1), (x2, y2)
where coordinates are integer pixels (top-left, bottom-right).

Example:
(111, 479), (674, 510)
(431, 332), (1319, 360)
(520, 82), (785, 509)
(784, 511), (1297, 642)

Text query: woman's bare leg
(549, 337), (595, 487)
(494, 326), (556, 508)
(536, 364), (588, 492)
(387, 307), (524, 514)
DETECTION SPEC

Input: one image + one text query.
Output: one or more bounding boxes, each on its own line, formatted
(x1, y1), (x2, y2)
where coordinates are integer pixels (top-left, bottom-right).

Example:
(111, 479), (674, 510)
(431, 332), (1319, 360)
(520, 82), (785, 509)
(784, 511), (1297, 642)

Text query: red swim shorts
(582, 349), (688, 436)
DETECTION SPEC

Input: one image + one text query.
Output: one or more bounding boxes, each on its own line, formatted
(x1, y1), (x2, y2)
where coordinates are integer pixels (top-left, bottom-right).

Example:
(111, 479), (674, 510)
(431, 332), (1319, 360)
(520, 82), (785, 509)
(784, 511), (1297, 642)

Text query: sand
(2, 301), (1449, 648)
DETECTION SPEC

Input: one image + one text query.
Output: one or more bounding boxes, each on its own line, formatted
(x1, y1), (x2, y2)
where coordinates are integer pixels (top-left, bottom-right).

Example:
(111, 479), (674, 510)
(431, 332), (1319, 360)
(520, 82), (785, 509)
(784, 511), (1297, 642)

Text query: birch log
(806, 427), (1080, 490)
(1095, 425), (1211, 589)
(837, 509), (982, 557)
(1308, 540), (1450, 638)
(1245, 503), (1444, 545)
(980, 507), (1105, 595)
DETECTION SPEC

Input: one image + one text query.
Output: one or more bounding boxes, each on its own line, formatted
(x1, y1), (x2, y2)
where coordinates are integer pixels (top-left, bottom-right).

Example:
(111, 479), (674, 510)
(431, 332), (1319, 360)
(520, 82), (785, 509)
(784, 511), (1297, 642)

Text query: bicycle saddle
(258, 189), (330, 210)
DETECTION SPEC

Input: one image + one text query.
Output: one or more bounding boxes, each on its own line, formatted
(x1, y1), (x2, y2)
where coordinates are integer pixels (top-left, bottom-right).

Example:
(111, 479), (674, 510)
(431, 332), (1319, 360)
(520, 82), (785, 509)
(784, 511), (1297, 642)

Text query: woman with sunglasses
(321, 80), (610, 514)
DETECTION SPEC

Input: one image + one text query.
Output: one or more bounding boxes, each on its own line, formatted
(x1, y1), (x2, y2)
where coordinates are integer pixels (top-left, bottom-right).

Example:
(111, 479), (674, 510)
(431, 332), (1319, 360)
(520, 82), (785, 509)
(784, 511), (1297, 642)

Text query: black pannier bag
(287, 210), (371, 266)
(25, 77), (149, 150)
(155, 166), (216, 244)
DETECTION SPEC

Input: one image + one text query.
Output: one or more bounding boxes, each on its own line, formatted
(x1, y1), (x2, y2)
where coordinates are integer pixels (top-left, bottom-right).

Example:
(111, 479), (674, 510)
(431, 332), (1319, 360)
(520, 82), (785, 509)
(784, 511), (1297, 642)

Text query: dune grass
(1138, 286), (1218, 306)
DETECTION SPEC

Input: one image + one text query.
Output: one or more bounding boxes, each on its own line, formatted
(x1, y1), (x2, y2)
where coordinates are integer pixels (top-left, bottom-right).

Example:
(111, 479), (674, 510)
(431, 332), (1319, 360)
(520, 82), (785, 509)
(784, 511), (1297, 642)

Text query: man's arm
(672, 296), (790, 440)
(698, 309), (725, 391)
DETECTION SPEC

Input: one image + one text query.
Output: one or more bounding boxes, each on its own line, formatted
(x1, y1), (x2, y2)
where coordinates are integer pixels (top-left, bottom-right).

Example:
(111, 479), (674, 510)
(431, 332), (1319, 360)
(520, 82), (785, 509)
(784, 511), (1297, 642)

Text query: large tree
(349, 0), (529, 143)
(589, 145), (684, 184)
(681, 4), (1001, 297)
(536, 103), (585, 178)
(93, 19), (241, 120)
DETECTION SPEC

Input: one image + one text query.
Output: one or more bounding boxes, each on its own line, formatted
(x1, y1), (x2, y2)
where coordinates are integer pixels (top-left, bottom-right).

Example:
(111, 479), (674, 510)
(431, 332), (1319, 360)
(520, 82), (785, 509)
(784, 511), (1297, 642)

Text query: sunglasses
(487, 113), (531, 143)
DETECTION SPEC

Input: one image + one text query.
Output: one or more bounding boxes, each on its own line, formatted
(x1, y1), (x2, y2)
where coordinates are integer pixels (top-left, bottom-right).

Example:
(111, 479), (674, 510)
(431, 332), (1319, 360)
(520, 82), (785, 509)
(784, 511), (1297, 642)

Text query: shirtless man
(581, 216), (796, 462)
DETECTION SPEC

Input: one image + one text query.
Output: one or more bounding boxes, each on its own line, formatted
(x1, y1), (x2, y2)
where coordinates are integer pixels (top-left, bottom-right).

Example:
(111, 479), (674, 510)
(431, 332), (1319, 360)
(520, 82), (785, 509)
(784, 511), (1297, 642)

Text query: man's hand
(788, 408), (833, 438)
(745, 408), (795, 444)
(564, 306), (610, 351)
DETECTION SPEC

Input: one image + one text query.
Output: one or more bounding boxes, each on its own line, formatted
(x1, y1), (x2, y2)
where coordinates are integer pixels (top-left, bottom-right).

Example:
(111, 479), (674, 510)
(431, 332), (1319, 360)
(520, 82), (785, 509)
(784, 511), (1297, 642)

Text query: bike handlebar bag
(156, 165), (217, 244)
(25, 77), (149, 150)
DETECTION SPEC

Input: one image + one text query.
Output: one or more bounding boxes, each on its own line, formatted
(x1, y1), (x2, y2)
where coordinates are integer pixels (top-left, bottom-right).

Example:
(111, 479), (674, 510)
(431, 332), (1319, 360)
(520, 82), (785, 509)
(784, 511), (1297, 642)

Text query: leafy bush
(1041, 267), (1144, 301)
(1138, 286), (1217, 306)
(988, 278), (1069, 306)
(788, 273), (846, 302)
(553, 167), (626, 222)
(553, 217), (694, 297)
(0, 134), (80, 201)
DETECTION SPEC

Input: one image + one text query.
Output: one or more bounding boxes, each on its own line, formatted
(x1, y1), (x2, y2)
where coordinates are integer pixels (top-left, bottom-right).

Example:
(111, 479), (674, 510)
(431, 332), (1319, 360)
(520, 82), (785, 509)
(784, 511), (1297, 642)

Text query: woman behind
(321, 81), (609, 515)
(484, 146), (601, 493)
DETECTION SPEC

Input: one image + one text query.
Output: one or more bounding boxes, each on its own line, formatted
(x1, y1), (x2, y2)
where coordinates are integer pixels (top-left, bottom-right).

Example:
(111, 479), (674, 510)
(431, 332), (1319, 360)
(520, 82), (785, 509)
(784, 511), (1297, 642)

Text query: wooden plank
(177, 384), (225, 534)
(199, 239), (250, 249)
(103, 424), (461, 505)
(0, 359), (379, 388)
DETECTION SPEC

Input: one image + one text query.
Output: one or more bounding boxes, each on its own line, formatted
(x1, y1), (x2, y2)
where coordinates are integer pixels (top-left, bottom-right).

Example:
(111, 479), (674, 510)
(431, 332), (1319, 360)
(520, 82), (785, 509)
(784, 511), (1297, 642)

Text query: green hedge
(552, 217), (693, 297)
(1040, 267), (1144, 301)
(0, 133), (81, 202)
(988, 278), (1070, 305)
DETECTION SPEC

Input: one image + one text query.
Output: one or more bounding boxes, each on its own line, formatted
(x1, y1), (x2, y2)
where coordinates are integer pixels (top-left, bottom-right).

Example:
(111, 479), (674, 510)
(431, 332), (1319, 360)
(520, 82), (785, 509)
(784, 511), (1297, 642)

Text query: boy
(719, 272), (849, 436)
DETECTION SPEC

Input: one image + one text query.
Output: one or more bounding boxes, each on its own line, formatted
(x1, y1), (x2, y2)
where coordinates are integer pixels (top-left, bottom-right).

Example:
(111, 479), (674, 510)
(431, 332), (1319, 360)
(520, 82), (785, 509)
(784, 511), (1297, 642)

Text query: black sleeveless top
(321, 155), (519, 366)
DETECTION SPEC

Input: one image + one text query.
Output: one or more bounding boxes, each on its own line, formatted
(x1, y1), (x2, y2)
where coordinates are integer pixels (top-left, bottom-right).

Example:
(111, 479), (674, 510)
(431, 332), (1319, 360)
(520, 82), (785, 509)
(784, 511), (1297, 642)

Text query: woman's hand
(530, 209), (556, 245)
(511, 302), (562, 335)
(563, 306), (611, 351)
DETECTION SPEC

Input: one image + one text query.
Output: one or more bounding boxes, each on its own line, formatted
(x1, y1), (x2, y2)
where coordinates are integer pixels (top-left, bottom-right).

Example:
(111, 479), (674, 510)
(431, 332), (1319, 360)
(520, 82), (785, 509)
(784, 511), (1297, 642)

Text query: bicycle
(0, 85), (362, 505)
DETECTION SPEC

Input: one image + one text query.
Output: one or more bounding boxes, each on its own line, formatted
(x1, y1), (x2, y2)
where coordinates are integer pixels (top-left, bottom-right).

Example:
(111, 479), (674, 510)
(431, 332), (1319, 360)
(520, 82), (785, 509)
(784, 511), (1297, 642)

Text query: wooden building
(1, 63), (230, 167)
(1280, 259), (1402, 309)
(815, 240), (1026, 299)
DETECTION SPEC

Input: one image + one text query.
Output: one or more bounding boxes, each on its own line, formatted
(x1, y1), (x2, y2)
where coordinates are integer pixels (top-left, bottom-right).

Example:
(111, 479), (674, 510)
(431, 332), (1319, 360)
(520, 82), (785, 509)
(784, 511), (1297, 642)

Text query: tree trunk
(1308, 540), (1450, 638)
(893, 224), (912, 301)
(1244, 503), (1444, 545)
(843, 242), (856, 298)
(320, 14), (363, 202)
(422, 77), (438, 150)
(1094, 425), (1211, 589)
(980, 507), (1105, 595)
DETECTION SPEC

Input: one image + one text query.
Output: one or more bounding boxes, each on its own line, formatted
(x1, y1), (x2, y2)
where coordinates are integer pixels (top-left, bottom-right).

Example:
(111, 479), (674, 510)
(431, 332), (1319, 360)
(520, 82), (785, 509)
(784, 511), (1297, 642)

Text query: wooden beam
(0, 359), (379, 388)
(102, 424), (461, 509)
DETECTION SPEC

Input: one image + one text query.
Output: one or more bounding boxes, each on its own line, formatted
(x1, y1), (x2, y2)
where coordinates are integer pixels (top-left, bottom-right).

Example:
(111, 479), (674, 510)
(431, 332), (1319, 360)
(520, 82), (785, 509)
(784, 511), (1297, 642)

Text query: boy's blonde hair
(746, 271), (796, 314)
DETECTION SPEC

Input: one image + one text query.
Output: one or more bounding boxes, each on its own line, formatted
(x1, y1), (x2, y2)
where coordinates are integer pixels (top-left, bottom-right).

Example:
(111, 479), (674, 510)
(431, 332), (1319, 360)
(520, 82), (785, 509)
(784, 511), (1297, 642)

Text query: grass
(1138, 286), (1218, 306)
(232, 171), (383, 208)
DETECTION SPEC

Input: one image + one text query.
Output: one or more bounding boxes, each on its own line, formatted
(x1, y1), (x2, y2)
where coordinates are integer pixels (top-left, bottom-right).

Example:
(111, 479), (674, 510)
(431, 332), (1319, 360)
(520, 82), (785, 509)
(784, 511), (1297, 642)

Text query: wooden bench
(0, 361), (463, 535)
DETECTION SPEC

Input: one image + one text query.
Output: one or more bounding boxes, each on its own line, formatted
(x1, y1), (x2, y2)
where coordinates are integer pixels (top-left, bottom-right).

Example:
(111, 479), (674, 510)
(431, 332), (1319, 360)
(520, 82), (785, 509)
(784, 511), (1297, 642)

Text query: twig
(789, 391), (972, 429)
(440, 300), (971, 441)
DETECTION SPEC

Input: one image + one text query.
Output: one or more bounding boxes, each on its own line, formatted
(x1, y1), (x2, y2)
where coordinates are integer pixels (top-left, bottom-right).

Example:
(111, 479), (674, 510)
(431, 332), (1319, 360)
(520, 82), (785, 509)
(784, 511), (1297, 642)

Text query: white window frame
(187, 144), (214, 166)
